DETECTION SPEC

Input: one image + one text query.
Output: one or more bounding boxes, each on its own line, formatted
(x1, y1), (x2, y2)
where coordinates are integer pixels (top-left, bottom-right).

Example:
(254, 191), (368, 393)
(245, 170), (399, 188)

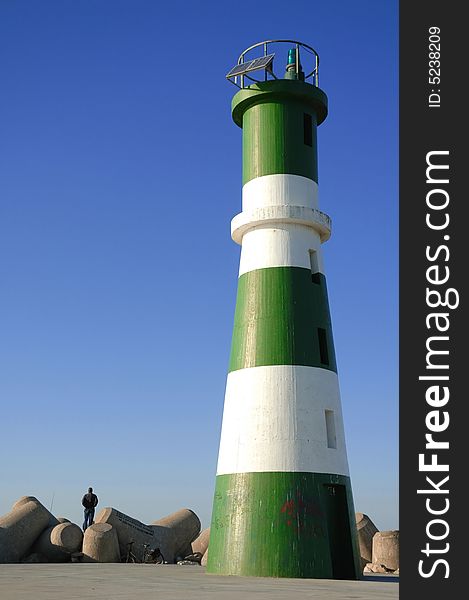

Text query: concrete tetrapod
(31, 522), (83, 562)
(372, 530), (400, 571)
(11, 496), (38, 510)
(11, 496), (58, 528)
(201, 548), (209, 567)
(0, 497), (55, 563)
(152, 509), (201, 560)
(82, 523), (120, 563)
(95, 508), (160, 562)
(95, 507), (201, 563)
(191, 527), (210, 557)
(355, 513), (379, 567)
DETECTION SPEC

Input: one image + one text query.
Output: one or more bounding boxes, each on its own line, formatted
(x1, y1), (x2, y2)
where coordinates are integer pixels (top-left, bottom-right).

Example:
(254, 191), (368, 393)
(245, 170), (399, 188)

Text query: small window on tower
(309, 250), (320, 284)
(325, 410), (337, 449)
(304, 113), (313, 147)
(318, 328), (329, 366)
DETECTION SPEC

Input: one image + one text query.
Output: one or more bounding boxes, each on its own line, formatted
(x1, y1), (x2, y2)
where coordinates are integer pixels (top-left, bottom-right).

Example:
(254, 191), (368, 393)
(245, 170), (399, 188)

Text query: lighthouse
(207, 40), (360, 580)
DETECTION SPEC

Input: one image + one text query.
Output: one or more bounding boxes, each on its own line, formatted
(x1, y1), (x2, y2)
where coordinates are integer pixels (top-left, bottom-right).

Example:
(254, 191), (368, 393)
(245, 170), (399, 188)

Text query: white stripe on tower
(238, 223), (325, 276)
(237, 173), (326, 276)
(216, 365), (350, 476)
(242, 174), (319, 211)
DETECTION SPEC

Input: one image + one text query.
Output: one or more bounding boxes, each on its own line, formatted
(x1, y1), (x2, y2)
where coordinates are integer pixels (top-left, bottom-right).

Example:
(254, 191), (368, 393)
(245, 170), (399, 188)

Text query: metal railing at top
(233, 39), (319, 89)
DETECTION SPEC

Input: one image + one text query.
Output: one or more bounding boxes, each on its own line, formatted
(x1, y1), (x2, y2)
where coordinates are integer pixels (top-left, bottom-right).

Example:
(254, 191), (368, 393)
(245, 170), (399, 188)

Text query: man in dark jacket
(82, 487), (99, 531)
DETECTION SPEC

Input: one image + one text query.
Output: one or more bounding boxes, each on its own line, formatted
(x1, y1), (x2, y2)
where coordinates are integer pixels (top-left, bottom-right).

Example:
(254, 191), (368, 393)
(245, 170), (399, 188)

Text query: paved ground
(0, 564), (398, 599)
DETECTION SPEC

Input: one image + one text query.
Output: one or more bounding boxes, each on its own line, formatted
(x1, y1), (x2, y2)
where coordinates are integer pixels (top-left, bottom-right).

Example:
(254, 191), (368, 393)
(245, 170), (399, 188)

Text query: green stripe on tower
(207, 471), (360, 579)
(231, 80), (328, 185)
(242, 102), (318, 184)
(229, 268), (336, 373)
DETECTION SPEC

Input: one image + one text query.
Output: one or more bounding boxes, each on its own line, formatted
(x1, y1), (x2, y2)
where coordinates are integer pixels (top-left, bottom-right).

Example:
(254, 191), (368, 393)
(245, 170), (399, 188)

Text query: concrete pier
(0, 564), (399, 600)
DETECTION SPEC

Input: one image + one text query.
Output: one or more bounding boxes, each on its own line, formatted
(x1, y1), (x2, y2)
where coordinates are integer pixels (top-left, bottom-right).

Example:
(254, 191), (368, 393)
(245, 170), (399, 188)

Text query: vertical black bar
(400, 2), (465, 598)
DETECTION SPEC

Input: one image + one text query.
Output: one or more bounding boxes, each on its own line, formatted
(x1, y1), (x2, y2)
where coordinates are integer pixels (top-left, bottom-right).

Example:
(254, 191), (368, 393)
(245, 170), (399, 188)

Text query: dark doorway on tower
(323, 484), (356, 579)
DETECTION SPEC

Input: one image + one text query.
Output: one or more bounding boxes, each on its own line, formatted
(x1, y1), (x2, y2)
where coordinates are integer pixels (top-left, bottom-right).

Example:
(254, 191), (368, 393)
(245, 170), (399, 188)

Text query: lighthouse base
(206, 471), (361, 579)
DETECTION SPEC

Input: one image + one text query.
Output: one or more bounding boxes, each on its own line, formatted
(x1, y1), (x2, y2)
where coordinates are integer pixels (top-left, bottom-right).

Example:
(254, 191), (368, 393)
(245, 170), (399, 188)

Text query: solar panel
(226, 60), (255, 78)
(226, 53), (275, 79)
(245, 54), (275, 73)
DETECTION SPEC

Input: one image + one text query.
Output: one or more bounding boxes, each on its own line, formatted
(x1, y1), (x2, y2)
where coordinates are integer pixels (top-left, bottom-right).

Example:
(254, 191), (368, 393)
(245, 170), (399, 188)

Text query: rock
(355, 513), (379, 566)
(31, 522), (83, 562)
(0, 496), (55, 563)
(372, 563), (390, 574)
(82, 523), (120, 563)
(95, 508), (162, 562)
(372, 530), (399, 571)
(365, 562), (393, 574)
(96, 508), (156, 561)
(152, 509), (201, 561)
(11, 496), (41, 510)
(95, 506), (201, 563)
(191, 527), (210, 556)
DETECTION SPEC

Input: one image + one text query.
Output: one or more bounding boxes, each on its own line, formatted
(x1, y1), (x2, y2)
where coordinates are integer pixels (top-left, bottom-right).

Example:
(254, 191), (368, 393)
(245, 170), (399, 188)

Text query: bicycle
(142, 544), (165, 564)
(122, 540), (139, 563)
(142, 544), (151, 563)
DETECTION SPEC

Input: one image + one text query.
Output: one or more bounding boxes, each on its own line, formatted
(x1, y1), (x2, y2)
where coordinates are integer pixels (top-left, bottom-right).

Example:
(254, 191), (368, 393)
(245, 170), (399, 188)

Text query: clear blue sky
(0, 0), (398, 531)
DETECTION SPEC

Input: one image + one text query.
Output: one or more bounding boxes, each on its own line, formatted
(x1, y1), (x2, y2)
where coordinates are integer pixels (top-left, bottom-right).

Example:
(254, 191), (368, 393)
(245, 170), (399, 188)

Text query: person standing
(82, 486), (98, 531)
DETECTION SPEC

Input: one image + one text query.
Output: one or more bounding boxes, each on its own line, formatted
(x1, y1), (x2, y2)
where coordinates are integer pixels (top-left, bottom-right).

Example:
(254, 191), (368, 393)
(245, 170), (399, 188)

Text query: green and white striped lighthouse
(207, 40), (360, 580)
